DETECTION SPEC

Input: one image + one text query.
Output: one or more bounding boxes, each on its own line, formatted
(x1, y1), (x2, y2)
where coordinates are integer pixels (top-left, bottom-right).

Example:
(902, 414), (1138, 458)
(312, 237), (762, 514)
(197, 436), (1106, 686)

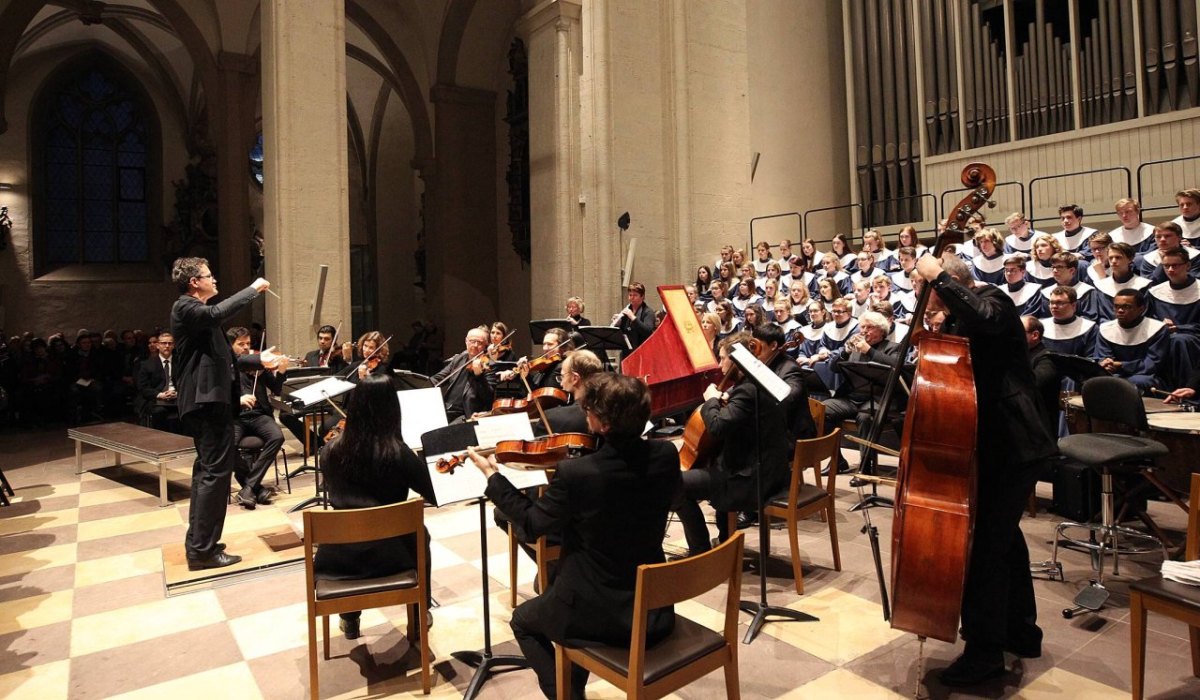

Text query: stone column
(519, 0), (583, 320)
(260, 0), (352, 354)
(428, 84), (497, 343)
(214, 51), (255, 308)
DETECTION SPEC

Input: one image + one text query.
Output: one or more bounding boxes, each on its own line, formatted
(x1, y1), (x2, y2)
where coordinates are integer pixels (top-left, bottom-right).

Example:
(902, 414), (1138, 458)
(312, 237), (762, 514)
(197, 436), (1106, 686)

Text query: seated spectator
(1136, 221), (1200, 283)
(135, 331), (180, 432)
(66, 330), (105, 425)
(1172, 188), (1200, 244)
(1097, 288), (1169, 393)
(1093, 242), (1150, 321)
(1055, 204), (1099, 259)
(1147, 247), (1200, 387)
(1108, 197), (1157, 253)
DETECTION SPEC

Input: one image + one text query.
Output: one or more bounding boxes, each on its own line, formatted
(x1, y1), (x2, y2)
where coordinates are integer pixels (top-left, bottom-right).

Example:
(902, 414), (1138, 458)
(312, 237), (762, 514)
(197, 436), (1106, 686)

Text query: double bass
(860, 163), (996, 643)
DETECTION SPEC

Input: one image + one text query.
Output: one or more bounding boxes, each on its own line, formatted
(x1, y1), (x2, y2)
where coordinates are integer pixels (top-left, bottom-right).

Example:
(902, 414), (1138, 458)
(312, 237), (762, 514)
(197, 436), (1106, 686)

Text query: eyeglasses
(1162, 262), (1187, 269)
(194, 274), (214, 280)
(1113, 303), (1138, 311)
(1048, 300), (1072, 307)
(831, 308), (850, 315)
(1050, 265), (1072, 271)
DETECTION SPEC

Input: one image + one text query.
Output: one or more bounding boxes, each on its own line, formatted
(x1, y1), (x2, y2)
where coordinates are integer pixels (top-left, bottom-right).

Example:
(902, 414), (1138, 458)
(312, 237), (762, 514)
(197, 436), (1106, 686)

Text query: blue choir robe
(873, 248), (899, 272)
(994, 280), (1042, 318)
(839, 252), (858, 270)
(1147, 279), (1200, 387)
(1173, 215), (1200, 245)
(820, 270), (853, 296)
(1004, 229), (1046, 254)
(850, 297), (871, 319)
(1092, 273), (1152, 322)
(1041, 316), (1099, 358)
(850, 267), (885, 287)
(1055, 226), (1099, 259)
(1135, 246), (1200, 284)
(812, 320), (857, 393)
(1096, 317), (1170, 393)
(971, 251), (1007, 285)
(1108, 222), (1157, 254)
(1026, 258), (1058, 287)
(1033, 281), (1099, 321)
(888, 269), (914, 295)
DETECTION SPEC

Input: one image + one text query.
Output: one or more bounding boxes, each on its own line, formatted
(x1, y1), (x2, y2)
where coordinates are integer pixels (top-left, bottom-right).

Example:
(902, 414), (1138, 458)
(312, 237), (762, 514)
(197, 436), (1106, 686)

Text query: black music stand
(1046, 352), (1110, 384)
(727, 344), (818, 644)
(797, 365), (830, 397)
(838, 360), (903, 512)
(392, 370), (434, 391)
(573, 326), (628, 371)
(529, 318), (574, 339)
(419, 423), (528, 699)
(283, 366), (331, 379)
(277, 374), (337, 477)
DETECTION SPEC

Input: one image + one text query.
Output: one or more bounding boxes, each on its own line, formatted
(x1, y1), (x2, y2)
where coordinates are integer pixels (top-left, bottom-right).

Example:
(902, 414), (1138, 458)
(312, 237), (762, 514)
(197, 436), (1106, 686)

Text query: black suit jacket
(170, 287), (260, 417)
(617, 304), (657, 357)
(534, 403), (588, 436)
(1027, 342), (1061, 439)
(932, 274), (1057, 465)
(135, 356), (170, 415)
(699, 381), (790, 511)
(303, 349), (347, 372)
(768, 353), (816, 440)
(484, 435), (680, 646)
(431, 351), (494, 420)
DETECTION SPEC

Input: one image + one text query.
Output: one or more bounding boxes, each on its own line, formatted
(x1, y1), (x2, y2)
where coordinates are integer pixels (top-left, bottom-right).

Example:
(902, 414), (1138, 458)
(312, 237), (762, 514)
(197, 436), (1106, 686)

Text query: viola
(493, 432), (597, 468)
(489, 387), (571, 416)
(524, 353), (561, 374)
(434, 453), (466, 475)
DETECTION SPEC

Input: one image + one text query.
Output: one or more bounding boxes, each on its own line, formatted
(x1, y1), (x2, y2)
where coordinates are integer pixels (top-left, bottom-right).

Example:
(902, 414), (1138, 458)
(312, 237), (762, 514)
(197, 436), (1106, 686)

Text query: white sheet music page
(290, 377), (356, 406)
(396, 388), (448, 447)
(475, 414), (549, 489)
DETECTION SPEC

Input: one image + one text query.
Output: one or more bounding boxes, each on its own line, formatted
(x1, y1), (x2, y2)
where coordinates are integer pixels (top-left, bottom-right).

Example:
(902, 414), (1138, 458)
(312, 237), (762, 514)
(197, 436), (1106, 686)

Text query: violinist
(431, 326), (494, 422)
(612, 282), (656, 358)
(303, 325), (347, 371)
(499, 327), (573, 391)
(673, 332), (790, 557)
(914, 252), (1056, 686)
(466, 373), (680, 699)
(342, 331), (390, 383)
(315, 373), (434, 641)
(227, 327), (286, 509)
(565, 297), (591, 326)
(487, 322), (516, 364)
(533, 349), (604, 436)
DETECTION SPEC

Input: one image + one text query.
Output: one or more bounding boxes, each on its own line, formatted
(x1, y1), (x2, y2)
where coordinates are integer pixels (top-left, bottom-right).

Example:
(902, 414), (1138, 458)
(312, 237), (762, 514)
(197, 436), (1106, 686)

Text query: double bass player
(914, 252), (1056, 686)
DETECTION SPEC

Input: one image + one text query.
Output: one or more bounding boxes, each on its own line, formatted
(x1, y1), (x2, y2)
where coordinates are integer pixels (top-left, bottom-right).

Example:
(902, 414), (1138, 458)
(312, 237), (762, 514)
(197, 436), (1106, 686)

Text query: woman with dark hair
(694, 265), (713, 302)
(831, 233), (857, 269)
(315, 373), (435, 640)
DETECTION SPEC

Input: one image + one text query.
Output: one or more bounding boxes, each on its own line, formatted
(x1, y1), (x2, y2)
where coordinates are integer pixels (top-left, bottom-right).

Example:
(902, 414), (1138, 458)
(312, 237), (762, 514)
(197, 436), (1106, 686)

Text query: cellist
(672, 331), (790, 557)
(913, 252), (1056, 687)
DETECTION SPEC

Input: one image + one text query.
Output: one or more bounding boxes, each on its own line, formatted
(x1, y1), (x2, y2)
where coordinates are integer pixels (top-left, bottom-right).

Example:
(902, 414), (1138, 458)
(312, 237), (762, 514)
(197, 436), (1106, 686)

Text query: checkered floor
(2, 425), (1199, 699)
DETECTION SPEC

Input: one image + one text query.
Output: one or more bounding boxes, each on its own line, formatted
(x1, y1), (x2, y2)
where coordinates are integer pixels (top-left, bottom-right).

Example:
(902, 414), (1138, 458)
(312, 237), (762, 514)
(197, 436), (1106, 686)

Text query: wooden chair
(555, 531), (745, 699)
(303, 498), (431, 698)
(807, 396), (826, 435)
(507, 483), (561, 606)
(1129, 473), (1200, 699)
(763, 428), (843, 595)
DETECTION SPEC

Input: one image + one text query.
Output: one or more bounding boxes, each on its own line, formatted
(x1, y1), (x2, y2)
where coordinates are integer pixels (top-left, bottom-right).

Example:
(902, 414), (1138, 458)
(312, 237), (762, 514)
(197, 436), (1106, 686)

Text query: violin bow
(250, 332), (267, 399)
(323, 320), (343, 368)
(519, 373), (556, 436)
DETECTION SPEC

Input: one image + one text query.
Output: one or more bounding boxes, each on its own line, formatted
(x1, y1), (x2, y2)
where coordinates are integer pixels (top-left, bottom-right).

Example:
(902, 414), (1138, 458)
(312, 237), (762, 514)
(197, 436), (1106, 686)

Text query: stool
(235, 435), (290, 498)
(1048, 377), (1169, 586)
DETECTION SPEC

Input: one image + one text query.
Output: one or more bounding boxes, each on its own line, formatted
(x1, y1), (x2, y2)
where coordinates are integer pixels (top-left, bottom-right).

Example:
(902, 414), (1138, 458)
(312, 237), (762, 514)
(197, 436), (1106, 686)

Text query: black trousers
(511, 595), (589, 700)
(233, 412), (283, 494)
(181, 403), (237, 559)
(673, 468), (730, 556)
(959, 457), (1044, 656)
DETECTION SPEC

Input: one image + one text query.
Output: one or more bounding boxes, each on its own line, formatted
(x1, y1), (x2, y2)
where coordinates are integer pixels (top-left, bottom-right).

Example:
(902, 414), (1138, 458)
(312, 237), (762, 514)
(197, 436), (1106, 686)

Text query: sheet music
(729, 343), (791, 403)
(397, 388), (448, 447)
(474, 413), (535, 448)
(423, 415), (548, 507)
(289, 377), (356, 406)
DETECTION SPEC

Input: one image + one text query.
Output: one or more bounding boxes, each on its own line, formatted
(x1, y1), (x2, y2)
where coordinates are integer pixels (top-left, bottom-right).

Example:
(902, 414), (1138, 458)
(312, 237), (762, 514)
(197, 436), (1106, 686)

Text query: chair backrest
(303, 498), (424, 547)
(807, 397), (827, 435)
(1187, 474), (1200, 561)
(635, 530), (744, 621)
(1081, 376), (1148, 431)
(792, 428), (842, 497)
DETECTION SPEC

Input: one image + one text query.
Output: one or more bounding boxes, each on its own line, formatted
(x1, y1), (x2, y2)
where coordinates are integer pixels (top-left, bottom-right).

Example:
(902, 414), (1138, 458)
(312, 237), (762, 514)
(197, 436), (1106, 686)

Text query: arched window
(33, 54), (157, 274)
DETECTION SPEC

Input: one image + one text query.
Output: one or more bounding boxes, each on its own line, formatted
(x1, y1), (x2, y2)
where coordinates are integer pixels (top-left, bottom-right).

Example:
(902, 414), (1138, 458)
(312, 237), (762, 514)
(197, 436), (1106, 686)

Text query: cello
(858, 163), (996, 643)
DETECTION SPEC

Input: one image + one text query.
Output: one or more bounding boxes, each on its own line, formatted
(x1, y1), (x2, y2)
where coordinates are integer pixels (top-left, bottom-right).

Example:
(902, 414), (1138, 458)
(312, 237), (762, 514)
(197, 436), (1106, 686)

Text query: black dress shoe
(187, 551), (243, 571)
(736, 512), (758, 529)
(340, 616), (361, 640)
(1005, 631), (1043, 658)
(236, 488), (257, 510)
(821, 458), (852, 477)
(938, 652), (1005, 687)
(255, 490), (274, 506)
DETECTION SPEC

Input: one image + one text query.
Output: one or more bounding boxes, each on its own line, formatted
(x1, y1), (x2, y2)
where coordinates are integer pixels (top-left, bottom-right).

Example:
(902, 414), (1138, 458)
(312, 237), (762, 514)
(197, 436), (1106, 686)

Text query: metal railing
(1028, 166), (1132, 229)
(1136, 155), (1200, 217)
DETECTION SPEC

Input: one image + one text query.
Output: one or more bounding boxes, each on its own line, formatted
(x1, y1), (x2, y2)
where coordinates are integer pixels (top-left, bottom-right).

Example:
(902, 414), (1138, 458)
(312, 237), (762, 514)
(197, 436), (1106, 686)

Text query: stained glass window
(38, 61), (150, 268)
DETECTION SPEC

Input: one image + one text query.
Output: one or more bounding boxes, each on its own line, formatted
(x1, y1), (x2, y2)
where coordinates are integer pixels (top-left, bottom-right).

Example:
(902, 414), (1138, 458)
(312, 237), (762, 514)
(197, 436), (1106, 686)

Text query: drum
(1064, 395), (1181, 435)
(1146, 411), (1200, 495)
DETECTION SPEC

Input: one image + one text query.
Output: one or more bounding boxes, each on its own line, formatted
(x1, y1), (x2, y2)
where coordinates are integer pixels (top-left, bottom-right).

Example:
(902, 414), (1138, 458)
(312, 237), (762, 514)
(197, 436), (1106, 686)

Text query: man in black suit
(134, 331), (179, 432)
(431, 326), (494, 422)
(916, 253), (1057, 686)
(467, 373), (680, 699)
(674, 332), (791, 556)
(612, 282), (657, 359)
(302, 324), (347, 371)
(1022, 316), (1063, 439)
(170, 257), (276, 571)
(228, 326), (287, 509)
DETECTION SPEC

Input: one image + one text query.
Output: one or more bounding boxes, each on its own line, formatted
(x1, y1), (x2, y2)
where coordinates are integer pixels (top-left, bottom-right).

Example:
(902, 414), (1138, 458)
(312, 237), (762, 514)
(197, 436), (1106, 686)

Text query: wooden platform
(162, 525), (305, 597)
(69, 422), (196, 506)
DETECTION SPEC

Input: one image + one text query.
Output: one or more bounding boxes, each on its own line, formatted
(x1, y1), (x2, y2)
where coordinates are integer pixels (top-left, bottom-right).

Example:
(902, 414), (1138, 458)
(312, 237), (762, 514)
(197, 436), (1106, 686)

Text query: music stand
(529, 318), (574, 340)
(1046, 352), (1110, 384)
(392, 370), (434, 391)
(419, 424), (528, 699)
(838, 361), (901, 511)
(727, 343), (818, 644)
(797, 365), (830, 397)
(276, 374), (337, 478)
(283, 366), (331, 379)
(574, 326), (629, 371)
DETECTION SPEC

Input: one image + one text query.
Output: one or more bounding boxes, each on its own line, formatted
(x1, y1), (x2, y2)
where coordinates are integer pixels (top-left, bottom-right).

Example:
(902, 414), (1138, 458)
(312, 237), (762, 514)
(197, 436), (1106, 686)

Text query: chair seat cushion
(1129, 574), (1200, 613)
(238, 436), (266, 450)
(768, 483), (827, 510)
(580, 616), (725, 685)
(315, 569), (418, 600)
(1057, 433), (1168, 468)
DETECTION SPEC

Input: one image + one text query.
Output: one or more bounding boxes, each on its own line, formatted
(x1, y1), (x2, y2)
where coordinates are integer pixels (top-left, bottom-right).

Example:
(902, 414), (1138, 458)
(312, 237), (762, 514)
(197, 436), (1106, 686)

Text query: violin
(489, 387), (571, 416)
(323, 418), (346, 443)
(524, 353), (561, 374)
(434, 453), (466, 475)
(494, 432), (597, 468)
